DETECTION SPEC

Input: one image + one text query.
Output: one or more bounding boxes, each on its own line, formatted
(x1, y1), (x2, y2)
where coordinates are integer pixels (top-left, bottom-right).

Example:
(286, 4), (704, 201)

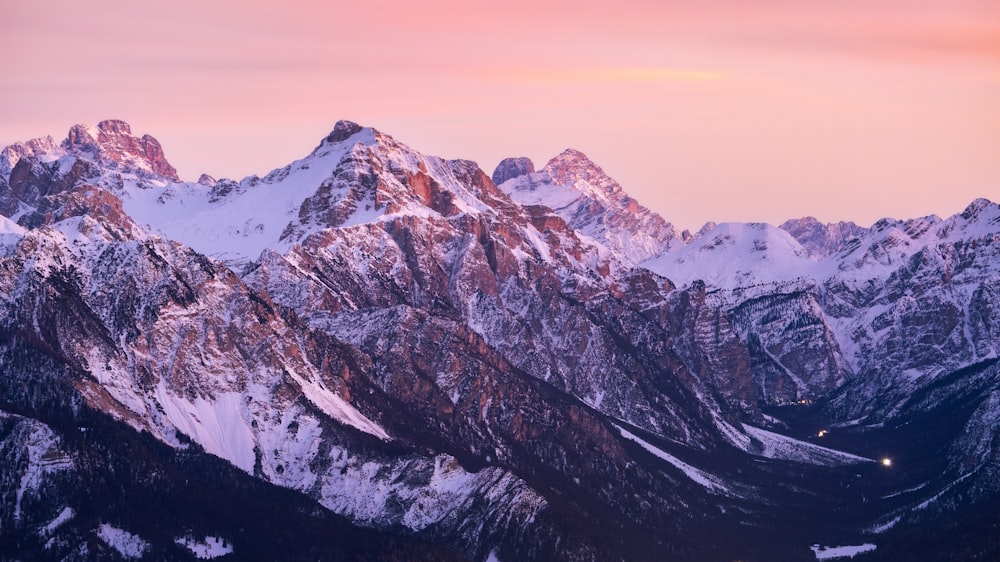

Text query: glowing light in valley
(881, 458), (892, 467)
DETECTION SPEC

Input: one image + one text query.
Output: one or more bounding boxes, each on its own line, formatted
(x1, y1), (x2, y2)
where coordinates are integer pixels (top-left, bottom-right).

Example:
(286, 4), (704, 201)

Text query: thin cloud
(493, 67), (727, 85)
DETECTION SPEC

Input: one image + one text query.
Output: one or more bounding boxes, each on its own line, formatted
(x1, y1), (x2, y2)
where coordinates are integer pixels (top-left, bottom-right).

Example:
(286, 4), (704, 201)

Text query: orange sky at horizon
(1, 0), (997, 230)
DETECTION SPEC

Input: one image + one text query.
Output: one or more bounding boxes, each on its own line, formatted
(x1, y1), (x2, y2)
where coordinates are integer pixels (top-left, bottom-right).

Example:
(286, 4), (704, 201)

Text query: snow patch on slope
(811, 543), (877, 559)
(0, 215), (26, 255)
(96, 524), (149, 559)
(154, 384), (257, 473)
(643, 222), (812, 288)
(175, 535), (234, 559)
(39, 507), (75, 537)
(282, 365), (390, 440)
(743, 425), (874, 466)
(314, 449), (547, 533)
(499, 162), (676, 265)
(121, 129), (373, 265)
(616, 425), (731, 494)
(12, 418), (74, 522)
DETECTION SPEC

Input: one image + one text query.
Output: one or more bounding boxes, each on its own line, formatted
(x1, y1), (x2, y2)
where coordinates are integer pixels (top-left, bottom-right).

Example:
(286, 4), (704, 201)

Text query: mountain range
(1, 119), (997, 561)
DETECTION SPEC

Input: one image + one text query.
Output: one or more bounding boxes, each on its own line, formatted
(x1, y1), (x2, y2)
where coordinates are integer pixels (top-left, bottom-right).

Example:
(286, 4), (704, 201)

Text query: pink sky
(2, 0), (997, 230)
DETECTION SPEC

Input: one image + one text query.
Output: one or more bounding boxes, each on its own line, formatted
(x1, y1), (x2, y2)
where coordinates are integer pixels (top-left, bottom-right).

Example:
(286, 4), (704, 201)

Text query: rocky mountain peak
(197, 173), (217, 187)
(0, 135), (61, 178)
(325, 120), (365, 143)
(497, 148), (677, 265)
(779, 216), (866, 259)
(542, 149), (618, 194)
(961, 197), (997, 221)
(492, 157), (535, 185)
(63, 119), (179, 181)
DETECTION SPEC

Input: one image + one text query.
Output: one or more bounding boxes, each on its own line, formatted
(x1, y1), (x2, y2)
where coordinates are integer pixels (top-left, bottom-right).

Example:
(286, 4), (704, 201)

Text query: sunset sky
(2, 0), (997, 230)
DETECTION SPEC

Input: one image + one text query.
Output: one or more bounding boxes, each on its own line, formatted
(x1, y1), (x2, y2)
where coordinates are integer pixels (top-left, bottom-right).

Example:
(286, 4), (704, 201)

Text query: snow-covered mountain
(1, 119), (997, 561)
(497, 150), (679, 264)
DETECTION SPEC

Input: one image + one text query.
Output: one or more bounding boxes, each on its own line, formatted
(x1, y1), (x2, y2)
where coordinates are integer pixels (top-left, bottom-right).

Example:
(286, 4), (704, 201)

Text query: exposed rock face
(491, 156), (534, 185)
(0, 135), (61, 178)
(197, 173), (217, 187)
(325, 119), (364, 143)
(3, 154), (102, 217)
(64, 119), (179, 181)
(779, 216), (866, 259)
(0, 120), (181, 222)
(499, 148), (678, 264)
(728, 289), (849, 404)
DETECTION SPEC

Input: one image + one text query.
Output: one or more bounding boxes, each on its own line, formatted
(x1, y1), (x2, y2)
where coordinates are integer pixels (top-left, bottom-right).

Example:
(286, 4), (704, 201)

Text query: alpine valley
(1, 120), (997, 561)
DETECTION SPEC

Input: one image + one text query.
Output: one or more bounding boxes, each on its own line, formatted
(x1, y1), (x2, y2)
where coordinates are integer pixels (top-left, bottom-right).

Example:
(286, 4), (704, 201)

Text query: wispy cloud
(494, 67), (727, 85)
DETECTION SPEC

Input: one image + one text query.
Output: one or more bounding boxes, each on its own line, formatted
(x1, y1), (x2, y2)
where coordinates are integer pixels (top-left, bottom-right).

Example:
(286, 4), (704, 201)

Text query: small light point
(881, 457), (892, 467)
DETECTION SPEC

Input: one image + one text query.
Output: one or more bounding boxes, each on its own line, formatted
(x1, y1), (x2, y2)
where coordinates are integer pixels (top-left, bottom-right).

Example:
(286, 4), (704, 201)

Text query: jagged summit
(63, 119), (179, 181)
(0, 118), (179, 201)
(0, 135), (61, 179)
(542, 149), (620, 194)
(324, 120), (365, 143)
(497, 147), (677, 264)
(962, 197), (998, 221)
(779, 216), (866, 259)
(492, 157), (535, 185)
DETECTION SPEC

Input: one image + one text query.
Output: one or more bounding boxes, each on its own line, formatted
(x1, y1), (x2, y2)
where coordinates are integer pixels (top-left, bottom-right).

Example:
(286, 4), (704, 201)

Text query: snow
(114, 124), (508, 268)
(0, 215), (27, 255)
(642, 222), (812, 289)
(638, 200), (1000, 294)
(522, 226), (554, 263)
(316, 451), (546, 532)
(486, 550), (502, 562)
(175, 535), (234, 559)
(283, 365), (390, 440)
(120, 130), (372, 264)
(615, 425), (731, 494)
(155, 384), (257, 473)
(499, 165), (676, 265)
(13, 420), (74, 522)
(880, 481), (928, 499)
(96, 524), (150, 559)
(914, 471), (974, 511)
(742, 424), (874, 466)
(711, 410), (751, 450)
(869, 515), (901, 534)
(810, 543), (877, 559)
(39, 507), (75, 536)
(0, 214), (25, 236)
(400, 455), (487, 528)
(256, 410), (323, 490)
(501, 171), (583, 209)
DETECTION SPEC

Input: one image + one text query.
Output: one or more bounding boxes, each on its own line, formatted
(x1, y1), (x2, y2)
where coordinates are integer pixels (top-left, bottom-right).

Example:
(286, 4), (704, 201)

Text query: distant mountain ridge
(0, 119), (997, 561)
(497, 149), (680, 265)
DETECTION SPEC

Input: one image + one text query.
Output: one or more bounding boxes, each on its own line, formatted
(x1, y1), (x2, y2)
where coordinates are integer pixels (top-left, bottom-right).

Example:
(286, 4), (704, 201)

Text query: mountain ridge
(1, 119), (998, 561)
